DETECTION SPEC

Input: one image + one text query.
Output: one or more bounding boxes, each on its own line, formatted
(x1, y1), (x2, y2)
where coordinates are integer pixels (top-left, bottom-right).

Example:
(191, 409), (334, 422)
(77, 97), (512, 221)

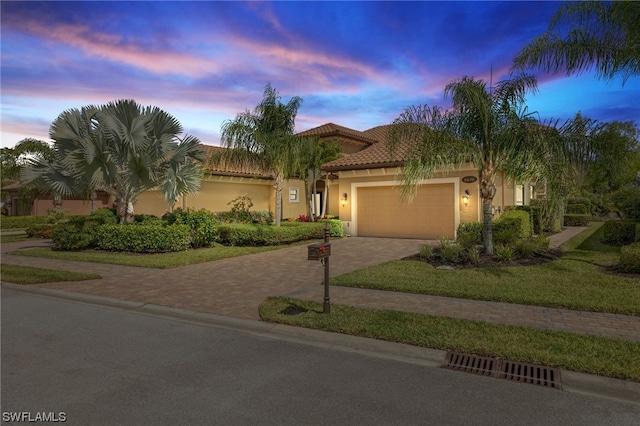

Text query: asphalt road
(2, 287), (639, 426)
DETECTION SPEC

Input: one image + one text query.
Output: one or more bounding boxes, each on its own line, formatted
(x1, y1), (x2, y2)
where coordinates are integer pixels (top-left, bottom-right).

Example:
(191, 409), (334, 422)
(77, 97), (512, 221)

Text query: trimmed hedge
(493, 210), (531, 245)
(603, 221), (638, 246)
(619, 243), (640, 274)
(164, 208), (219, 248)
(215, 210), (274, 225)
(563, 214), (591, 227)
(52, 222), (98, 251)
(1, 215), (48, 229)
(95, 224), (191, 253)
(514, 205), (543, 235)
(217, 220), (344, 246)
(25, 223), (55, 239)
(90, 208), (119, 225)
(566, 203), (589, 214)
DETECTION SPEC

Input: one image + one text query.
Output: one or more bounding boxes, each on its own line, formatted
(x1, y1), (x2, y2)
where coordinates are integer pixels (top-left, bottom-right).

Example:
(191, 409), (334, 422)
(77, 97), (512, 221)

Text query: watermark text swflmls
(2, 412), (66, 423)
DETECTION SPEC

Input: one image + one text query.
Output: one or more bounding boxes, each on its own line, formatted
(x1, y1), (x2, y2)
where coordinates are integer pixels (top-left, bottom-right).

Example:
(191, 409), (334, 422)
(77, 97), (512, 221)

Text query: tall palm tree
(389, 74), (554, 254)
(512, 1), (639, 84)
(22, 100), (205, 222)
(214, 83), (303, 226)
(295, 137), (342, 219)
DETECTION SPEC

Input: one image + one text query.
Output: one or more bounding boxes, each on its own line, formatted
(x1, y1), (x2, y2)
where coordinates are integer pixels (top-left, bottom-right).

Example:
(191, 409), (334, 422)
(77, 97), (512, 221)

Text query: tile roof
(297, 122), (379, 145)
(202, 145), (272, 179)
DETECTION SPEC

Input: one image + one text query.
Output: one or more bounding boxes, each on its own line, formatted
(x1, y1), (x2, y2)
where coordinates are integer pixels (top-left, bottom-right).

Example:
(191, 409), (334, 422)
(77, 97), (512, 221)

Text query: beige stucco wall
(134, 176), (308, 220)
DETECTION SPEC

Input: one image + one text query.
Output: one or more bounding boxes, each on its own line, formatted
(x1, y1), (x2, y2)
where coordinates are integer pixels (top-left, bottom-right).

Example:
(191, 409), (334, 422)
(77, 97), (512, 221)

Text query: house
(299, 123), (532, 239)
(4, 122), (534, 238)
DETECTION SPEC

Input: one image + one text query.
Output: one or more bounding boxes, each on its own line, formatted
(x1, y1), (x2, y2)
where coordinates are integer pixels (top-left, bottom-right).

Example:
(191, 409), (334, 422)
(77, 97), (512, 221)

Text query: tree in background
(552, 113), (640, 217)
(296, 137), (342, 219)
(1, 138), (55, 215)
(21, 100), (205, 222)
(389, 74), (556, 254)
(214, 83), (303, 226)
(513, 1), (639, 84)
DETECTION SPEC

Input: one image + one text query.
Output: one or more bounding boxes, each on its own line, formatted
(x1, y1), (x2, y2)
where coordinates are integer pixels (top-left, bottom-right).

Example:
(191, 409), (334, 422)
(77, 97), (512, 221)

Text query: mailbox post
(307, 223), (331, 313)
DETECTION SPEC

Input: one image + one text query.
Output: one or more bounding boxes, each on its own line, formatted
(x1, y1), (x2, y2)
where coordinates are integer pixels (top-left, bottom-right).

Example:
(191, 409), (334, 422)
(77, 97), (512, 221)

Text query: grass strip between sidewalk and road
(330, 223), (640, 316)
(9, 244), (282, 269)
(260, 296), (640, 382)
(1, 264), (101, 284)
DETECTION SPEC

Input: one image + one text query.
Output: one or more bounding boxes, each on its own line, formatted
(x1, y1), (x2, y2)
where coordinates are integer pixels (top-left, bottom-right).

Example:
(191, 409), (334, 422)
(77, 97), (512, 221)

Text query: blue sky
(1, 1), (638, 148)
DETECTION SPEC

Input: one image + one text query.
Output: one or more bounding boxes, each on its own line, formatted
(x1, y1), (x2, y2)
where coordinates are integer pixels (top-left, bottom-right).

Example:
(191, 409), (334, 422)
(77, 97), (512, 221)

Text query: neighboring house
(4, 123), (534, 239)
(1, 182), (111, 216)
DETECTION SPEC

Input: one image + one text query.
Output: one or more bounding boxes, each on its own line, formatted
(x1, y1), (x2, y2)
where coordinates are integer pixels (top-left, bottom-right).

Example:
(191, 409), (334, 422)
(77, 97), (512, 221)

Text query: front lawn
(1, 264), (101, 284)
(331, 223), (640, 315)
(260, 297), (640, 381)
(9, 244), (284, 269)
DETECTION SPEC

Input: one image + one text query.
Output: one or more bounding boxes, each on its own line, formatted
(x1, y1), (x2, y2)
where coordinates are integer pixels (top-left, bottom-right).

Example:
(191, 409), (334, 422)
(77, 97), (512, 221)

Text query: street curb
(3, 282), (639, 406)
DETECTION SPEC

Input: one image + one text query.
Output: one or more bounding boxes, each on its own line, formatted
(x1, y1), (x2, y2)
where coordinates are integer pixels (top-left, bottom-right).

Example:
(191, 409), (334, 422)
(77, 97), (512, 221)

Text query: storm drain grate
(499, 360), (562, 389)
(442, 352), (562, 389)
(443, 352), (499, 377)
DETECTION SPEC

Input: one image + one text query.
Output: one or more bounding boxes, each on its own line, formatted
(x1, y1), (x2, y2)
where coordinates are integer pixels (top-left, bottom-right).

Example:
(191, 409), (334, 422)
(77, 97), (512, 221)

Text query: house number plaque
(461, 176), (477, 183)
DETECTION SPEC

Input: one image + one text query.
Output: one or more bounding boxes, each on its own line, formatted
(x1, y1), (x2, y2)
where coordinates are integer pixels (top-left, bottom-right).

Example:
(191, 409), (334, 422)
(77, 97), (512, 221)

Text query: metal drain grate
(499, 360), (562, 389)
(443, 352), (499, 376)
(442, 352), (562, 389)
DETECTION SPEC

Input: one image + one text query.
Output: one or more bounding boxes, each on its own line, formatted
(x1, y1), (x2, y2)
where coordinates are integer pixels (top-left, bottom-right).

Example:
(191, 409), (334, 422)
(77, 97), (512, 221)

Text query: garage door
(357, 184), (455, 239)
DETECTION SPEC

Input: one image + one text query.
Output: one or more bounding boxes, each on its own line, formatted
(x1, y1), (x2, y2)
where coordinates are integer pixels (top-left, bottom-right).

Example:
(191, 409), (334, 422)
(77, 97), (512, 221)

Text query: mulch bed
(402, 249), (563, 270)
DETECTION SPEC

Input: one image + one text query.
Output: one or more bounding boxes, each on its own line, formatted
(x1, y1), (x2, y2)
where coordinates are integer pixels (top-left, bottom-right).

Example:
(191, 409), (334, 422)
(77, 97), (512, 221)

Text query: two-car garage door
(357, 184), (455, 239)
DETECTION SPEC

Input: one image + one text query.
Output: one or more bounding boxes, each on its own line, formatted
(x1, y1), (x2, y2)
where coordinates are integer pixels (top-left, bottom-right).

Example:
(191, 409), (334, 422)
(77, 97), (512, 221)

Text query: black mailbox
(307, 242), (331, 260)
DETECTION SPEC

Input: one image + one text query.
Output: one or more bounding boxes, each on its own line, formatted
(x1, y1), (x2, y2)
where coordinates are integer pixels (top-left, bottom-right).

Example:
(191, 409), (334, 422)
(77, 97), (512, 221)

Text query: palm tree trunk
(274, 175), (284, 226)
(482, 196), (494, 255)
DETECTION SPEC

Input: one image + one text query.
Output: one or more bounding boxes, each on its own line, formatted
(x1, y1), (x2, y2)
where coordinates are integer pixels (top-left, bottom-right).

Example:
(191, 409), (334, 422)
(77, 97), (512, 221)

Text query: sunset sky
(1, 1), (638, 149)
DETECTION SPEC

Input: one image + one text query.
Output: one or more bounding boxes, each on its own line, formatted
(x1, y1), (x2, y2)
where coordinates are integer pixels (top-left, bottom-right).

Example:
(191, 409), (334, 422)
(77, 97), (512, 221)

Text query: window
(289, 187), (300, 203)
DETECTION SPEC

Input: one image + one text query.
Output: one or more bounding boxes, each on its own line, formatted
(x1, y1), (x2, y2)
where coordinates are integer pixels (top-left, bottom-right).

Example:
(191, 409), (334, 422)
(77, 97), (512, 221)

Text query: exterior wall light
(341, 193), (348, 207)
(462, 190), (470, 206)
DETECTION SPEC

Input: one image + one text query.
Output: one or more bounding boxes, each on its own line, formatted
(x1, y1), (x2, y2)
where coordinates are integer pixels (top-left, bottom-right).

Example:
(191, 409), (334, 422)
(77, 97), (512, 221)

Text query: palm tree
(22, 100), (205, 222)
(389, 74), (553, 254)
(512, 1), (639, 84)
(214, 83), (303, 226)
(296, 137), (342, 219)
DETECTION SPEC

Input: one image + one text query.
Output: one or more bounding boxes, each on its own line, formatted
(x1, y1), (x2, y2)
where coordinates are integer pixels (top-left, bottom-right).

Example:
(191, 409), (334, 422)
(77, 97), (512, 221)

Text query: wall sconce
(462, 190), (470, 206)
(341, 193), (348, 207)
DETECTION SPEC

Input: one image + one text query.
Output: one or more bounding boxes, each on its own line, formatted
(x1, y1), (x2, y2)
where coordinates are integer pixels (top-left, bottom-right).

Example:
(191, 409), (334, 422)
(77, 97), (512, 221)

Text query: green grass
(1, 234), (34, 243)
(1, 264), (101, 284)
(260, 297), (640, 381)
(331, 222), (640, 315)
(9, 244), (283, 268)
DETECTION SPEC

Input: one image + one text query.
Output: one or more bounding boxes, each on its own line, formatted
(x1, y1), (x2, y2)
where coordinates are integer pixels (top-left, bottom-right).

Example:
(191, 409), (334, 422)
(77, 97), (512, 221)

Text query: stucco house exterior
(4, 122), (534, 239)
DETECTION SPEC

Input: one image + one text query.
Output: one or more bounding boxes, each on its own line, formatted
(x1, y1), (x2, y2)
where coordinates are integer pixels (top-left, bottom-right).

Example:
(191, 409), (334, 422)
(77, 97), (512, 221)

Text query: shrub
(25, 223), (55, 239)
(1, 215), (47, 230)
(619, 243), (640, 274)
(515, 205), (543, 235)
(164, 208), (219, 248)
(45, 209), (69, 224)
(133, 214), (160, 223)
(216, 221), (343, 246)
(495, 245), (515, 261)
(317, 219), (344, 238)
(95, 224), (191, 253)
(457, 221), (482, 248)
(563, 214), (591, 226)
(611, 185), (640, 221)
(419, 245), (433, 259)
(52, 222), (95, 251)
(494, 209), (531, 239)
(438, 238), (462, 263)
(90, 208), (118, 225)
(566, 204), (589, 214)
(603, 221), (637, 246)
(465, 246), (481, 266)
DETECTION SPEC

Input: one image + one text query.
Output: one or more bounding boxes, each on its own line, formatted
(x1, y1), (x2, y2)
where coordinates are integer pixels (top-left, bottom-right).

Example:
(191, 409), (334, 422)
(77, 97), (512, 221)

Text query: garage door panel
(357, 184), (454, 239)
